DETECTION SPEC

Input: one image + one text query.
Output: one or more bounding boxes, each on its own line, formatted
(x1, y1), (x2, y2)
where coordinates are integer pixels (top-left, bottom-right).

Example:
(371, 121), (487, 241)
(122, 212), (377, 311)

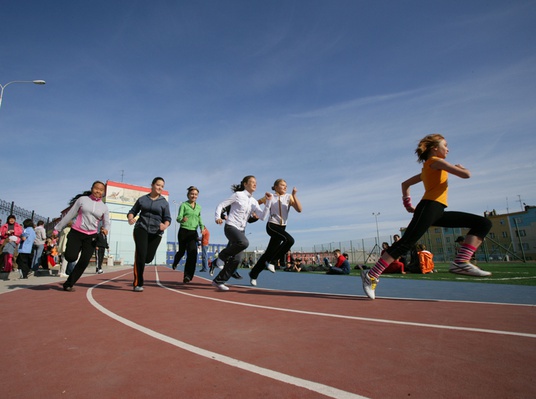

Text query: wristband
(402, 196), (412, 209)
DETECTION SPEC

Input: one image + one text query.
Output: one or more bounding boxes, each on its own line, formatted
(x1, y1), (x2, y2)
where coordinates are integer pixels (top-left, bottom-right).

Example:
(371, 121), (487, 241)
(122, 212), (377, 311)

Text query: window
(502, 231), (508, 238)
(489, 232), (495, 239)
(516, 230), (526, 237)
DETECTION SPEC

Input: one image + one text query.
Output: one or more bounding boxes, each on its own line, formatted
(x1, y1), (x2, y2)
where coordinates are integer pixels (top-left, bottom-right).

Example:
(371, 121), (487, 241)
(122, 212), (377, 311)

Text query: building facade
(104, 180), (170, 265)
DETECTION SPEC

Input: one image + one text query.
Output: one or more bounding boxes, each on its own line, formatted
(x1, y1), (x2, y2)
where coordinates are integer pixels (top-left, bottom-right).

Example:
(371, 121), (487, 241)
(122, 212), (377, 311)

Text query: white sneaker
(215, 258), (225, 269)
(212, 281), (229, 291)
(360, 270), (378, 300)
(133, 286), (144, 292)
(250, 278), (257, 286)
(449, 262), (491, 277)
(265, 262), (276, 273)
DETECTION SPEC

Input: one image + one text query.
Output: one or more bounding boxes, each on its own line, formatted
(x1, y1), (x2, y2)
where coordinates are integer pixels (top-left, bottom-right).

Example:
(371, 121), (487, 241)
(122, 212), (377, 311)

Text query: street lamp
(372, 212), (380, 250)
(0, 80), (46, 110)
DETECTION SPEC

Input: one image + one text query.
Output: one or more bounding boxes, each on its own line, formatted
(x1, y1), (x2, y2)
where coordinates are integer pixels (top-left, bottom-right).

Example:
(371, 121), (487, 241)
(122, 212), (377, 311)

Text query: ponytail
(415, 133), (444, 163)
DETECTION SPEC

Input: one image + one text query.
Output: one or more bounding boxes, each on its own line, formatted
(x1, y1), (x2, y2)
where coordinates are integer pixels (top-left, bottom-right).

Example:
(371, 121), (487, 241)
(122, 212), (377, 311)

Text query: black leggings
(133, 227), (162, 287)
(214, 224), (248, 283)
(95, 247), (106, 269)
(64, 229), (97, 288)
(173, 227), (199, 279)
(250, 223), (295, 279)
(387, 200), (492, 260)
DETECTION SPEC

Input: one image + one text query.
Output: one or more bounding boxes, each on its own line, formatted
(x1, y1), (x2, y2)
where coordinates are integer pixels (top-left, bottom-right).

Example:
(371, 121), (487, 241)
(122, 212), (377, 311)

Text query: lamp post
(0, 80), (46, 110)
(372, 212), (380, 252)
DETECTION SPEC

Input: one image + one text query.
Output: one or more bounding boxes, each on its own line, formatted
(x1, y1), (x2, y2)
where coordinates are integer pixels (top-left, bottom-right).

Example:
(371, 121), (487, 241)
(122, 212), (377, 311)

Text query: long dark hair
(23, 219), (34, 229)
(231, 175), (255, 192)
(68, 180), (105, 206)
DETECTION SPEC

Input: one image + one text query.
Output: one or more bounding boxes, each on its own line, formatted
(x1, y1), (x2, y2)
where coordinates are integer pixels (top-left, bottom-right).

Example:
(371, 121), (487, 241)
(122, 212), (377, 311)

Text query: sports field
(307, 262), (536, 286)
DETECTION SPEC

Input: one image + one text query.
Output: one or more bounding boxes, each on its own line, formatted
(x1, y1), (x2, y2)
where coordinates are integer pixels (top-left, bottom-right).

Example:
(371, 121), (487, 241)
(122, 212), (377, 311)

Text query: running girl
(361, 134), (492, 299)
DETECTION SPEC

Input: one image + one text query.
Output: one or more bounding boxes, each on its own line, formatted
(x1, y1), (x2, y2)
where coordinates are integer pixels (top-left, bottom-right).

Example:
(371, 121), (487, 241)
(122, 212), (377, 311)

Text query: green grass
(308, 262), (536, 286)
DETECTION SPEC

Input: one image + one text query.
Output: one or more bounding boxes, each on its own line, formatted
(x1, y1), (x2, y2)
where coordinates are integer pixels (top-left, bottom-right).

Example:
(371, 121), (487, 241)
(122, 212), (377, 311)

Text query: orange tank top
(421, 156), (448, 206)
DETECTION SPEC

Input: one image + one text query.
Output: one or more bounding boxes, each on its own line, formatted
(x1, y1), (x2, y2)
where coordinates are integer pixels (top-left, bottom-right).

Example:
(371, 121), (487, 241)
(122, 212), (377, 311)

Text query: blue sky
(2, 0), (535, 250)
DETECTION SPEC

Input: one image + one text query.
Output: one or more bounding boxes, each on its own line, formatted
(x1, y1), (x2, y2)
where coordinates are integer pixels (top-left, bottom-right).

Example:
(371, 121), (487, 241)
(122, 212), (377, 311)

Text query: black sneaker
(232, 271), (243, 280)
(183, 276), (191, 284)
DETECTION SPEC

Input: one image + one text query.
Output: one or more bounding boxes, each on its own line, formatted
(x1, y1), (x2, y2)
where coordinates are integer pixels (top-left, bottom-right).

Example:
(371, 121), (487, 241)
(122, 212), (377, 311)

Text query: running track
(1, 266), (535, 398)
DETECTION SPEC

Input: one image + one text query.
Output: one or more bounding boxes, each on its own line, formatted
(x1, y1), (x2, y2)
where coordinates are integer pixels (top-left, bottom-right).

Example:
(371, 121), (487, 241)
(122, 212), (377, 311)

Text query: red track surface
(1, 266), (535, 399)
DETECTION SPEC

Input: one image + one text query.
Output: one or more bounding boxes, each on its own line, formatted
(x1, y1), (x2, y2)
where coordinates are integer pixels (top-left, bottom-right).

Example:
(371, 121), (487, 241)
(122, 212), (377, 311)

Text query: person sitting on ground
(392, 234), (407, 267)
(292, 257), (303, 272)
(407, 244), (434, 273)
(417, 244), (435, 274)
(381, 242), (406, 274)
(326, 249), (351, 275)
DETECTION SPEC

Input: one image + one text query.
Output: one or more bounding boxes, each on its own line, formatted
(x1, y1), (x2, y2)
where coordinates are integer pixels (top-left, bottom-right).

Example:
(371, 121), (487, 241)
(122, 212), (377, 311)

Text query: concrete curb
(0, 265), (133, 295)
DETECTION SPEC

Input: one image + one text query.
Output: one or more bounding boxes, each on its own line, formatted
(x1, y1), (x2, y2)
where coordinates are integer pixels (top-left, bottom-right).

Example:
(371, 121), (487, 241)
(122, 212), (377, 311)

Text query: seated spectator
(41, 238), (57, 270)
(381, 242), (406, 274)
(417, 244), (435, 274)
(292, 257), (303, 272)
(407, 244), (434, 273)
(326, 249), (351, 275)
(2, 235), (19, 273)
(393, 234), (407, 267)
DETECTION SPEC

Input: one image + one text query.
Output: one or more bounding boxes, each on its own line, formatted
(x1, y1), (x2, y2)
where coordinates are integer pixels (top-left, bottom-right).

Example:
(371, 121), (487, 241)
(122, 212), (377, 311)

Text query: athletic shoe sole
(212, 281), (229, 291)
(449, 262), (491, 277)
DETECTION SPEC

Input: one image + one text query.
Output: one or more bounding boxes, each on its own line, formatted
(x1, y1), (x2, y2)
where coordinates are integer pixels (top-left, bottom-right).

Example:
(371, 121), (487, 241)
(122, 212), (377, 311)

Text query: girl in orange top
(360, 133), (492, 299)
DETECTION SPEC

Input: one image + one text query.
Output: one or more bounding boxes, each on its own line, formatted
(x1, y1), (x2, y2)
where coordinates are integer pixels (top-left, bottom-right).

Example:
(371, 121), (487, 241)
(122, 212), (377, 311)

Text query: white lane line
(153, 269), (536, 339)
(86, 273), (368, 399)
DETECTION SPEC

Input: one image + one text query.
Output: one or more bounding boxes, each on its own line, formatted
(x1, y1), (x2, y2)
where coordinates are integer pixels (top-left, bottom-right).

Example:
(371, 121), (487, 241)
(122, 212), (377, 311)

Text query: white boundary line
(84, 268), (536, 398)
(152, 270), (536, 339)
(86, 272), (369, 399)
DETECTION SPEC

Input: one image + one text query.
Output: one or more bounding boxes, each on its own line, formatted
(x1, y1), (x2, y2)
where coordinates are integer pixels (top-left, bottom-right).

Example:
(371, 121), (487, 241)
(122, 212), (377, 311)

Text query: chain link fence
(305, 234), (525, 265)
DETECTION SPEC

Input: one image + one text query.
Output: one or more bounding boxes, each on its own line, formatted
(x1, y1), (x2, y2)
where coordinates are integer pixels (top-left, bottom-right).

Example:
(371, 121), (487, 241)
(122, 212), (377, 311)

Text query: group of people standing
(1, 216), (60, 279)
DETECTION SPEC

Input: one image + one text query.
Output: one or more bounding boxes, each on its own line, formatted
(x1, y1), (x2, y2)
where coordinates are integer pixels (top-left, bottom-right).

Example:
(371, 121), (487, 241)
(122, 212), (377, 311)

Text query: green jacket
(177, 201), (204, 231)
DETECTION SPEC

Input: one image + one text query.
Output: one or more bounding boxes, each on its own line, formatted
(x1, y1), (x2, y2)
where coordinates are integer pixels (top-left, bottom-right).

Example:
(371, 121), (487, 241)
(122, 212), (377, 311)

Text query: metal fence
(0, 198), (49, 225)
(304, 234), (526, 264)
